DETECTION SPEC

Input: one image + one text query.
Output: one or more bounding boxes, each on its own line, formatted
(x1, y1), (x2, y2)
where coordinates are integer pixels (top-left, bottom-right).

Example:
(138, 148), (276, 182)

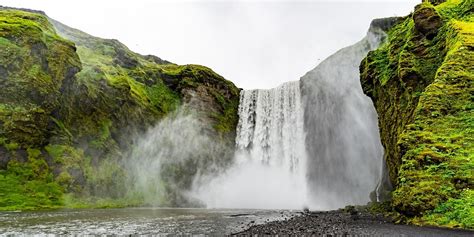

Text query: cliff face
(0, 8), (239, 210)
(361, 0), (473, 228)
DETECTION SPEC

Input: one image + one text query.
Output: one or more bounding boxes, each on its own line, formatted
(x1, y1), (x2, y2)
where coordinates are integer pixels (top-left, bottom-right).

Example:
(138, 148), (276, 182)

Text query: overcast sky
(0, 0), (415, 89)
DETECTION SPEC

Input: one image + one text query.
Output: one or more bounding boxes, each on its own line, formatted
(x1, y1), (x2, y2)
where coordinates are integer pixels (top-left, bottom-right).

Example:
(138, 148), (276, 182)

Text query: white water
(191, 81), (308, 209)
(193, 23), (389, 210)
(132, 20), (394, 210)
(300, 24), (387, 210)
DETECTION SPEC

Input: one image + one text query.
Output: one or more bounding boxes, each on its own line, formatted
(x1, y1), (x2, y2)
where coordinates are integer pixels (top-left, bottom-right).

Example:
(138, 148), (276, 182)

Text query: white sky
(0, 0), (416, 89)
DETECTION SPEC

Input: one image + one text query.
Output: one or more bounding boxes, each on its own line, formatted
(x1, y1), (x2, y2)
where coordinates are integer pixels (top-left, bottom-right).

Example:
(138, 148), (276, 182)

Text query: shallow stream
(0, 208), (295, 235)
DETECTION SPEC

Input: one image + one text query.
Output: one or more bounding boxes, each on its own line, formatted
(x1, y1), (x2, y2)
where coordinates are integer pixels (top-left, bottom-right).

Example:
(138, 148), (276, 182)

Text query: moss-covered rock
(0, 7), (240, 210)
(361, 0), (473, 228)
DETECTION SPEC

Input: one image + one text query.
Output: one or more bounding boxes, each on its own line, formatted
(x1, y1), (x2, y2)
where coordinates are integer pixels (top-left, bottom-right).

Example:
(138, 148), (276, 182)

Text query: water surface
(0, 208), (294, 235)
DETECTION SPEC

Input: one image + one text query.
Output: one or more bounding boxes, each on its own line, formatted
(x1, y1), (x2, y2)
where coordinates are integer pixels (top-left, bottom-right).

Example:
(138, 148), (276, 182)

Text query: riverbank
(235, 209), (474, 236)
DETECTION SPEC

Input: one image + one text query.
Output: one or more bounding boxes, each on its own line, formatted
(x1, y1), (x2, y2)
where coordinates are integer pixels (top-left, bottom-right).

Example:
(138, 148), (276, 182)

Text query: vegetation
(1, 1), (471, 231)
(0, 7), (240, 210)
(361, 0), (473, 228)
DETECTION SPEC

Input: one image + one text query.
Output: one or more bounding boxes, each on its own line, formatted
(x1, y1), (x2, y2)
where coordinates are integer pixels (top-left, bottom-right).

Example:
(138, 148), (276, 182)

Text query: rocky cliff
(0, 7), (239, 210)
(361, 0), (473, 228)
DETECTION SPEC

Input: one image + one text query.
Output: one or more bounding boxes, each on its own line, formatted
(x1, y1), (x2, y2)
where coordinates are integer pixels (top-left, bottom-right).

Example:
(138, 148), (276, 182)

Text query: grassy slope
(361, 0), (473, 228)
(0, 8), (240, 210)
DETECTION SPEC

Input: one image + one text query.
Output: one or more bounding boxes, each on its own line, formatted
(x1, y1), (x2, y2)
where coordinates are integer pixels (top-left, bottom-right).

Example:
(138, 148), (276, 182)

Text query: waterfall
(192, 18), (398, 210)
(191, 81), (308, 209)
(300, 20), (394, 210)
(236, 81), (306, 171)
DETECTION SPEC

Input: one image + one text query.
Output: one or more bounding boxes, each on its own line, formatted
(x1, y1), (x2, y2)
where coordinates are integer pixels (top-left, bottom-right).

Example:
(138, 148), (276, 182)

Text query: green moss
(89, 119), (112, 149)
(0, 148), (64, 210)
(83, 157), (127, 198)
(45, 144), (83, 166)
(0, 7), (240, 211)
(145, 83), (180, 113)
(361, 0), (473, 228)
(159, 64), (240, 133)
(56, 171), (73, 187)
(4, 142), (19, 151)
(45, 144), (88, 194)
(0, 8), (81, 149)
(50, 116), (73, 143)
(0, 173), (63, 210)
(63, 193), (143, 209)
(212, 93), (240, 133)
(422, 189), (474, 228)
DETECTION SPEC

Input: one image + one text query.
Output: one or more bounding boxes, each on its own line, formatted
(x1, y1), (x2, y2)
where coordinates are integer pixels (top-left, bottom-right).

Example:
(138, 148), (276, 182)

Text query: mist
(126, 107), (232, 207)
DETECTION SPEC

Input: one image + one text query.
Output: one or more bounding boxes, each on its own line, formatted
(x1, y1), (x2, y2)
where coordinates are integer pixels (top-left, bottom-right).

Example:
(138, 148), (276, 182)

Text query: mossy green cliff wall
(0, 8), (240, 210)
(361, 0), (473, 228)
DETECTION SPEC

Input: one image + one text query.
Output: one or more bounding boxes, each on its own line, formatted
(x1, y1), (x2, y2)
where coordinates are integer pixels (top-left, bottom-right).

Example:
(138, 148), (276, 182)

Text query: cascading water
(191, 81), (309, 209)
(132, 18), (399, 210)
(236, 81), (306, 171)
(193, 18), (399, 210)
(300, 18), (400, 209)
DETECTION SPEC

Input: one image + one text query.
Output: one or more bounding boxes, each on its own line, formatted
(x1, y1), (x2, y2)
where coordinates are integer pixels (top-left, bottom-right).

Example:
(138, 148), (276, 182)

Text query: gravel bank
(234, 210), (474, 236)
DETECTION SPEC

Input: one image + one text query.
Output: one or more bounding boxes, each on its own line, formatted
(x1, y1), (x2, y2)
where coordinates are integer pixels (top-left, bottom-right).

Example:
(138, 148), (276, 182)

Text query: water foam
(191, 81), (308, 209)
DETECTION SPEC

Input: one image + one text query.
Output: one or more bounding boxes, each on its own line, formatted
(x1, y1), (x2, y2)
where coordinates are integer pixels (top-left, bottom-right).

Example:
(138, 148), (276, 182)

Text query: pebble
(233, 209), (474, 236)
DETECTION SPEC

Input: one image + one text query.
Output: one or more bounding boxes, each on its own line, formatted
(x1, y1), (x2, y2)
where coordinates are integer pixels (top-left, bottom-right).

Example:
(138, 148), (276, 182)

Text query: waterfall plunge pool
(0, 208), (297, 235)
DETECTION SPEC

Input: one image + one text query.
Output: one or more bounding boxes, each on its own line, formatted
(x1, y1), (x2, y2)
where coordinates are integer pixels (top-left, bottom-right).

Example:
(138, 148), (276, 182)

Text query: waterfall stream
(299, 20), (400, 209)
(235, 81), (306, 172)
(191, 81), (309, 209)
(192, 22), (391, 210)
(300, 27), (386, 209)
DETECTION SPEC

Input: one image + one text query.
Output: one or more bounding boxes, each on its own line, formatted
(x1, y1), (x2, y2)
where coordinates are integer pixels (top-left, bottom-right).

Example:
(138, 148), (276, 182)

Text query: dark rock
(0, 146), (10, 169)
(0, 6), (46, 15)
(68, 167), (86, 187)
(113, 46), (139, 69)
(0, 65), (8, 80)
(427, 0), (446, 6)
(413, 4), (443, 39)
(15, 149), (28, 163)
(30, 41), (49, 71)
(143, 54), (172, 65)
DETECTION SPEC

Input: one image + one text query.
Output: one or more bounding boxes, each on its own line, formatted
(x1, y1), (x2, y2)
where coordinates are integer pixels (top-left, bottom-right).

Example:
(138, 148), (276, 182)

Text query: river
(0, 208), (295, 235)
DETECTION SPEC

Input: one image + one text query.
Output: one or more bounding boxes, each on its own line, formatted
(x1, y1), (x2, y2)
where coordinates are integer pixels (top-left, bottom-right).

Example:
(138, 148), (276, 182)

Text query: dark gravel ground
(233, 210), (474, 236)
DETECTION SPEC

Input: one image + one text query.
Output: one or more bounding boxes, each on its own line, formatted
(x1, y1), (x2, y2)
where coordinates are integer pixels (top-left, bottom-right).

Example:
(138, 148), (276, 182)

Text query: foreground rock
(235, 210), (474, 236)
